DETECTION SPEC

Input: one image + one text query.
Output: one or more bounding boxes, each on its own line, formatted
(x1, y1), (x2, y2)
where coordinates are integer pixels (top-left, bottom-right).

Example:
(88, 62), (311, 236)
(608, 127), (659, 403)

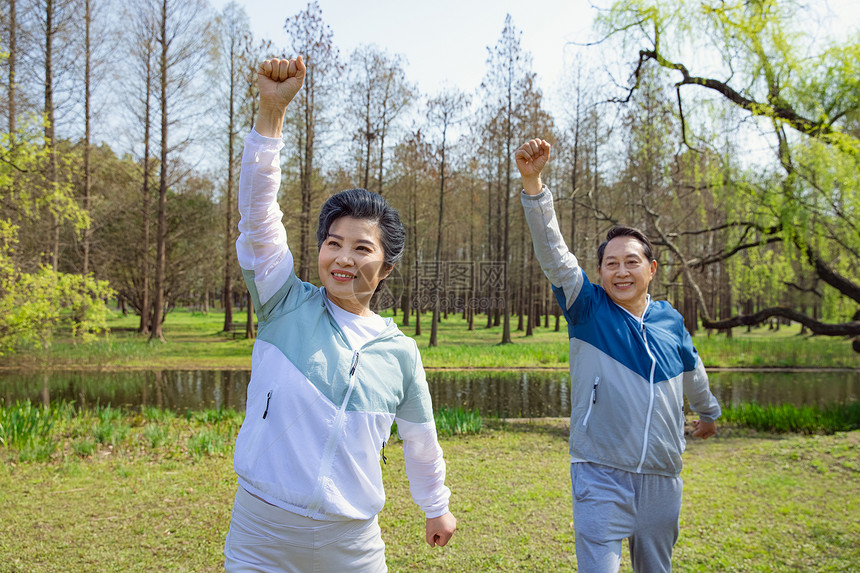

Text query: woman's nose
(336, 252), (353, 266)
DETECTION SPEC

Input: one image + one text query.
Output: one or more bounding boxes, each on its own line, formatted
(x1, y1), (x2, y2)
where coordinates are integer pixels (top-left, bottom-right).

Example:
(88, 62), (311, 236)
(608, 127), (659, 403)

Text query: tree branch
(637, 49), (844, 143)
(805, 247), (860, 304)
(702, 307), (860, 337)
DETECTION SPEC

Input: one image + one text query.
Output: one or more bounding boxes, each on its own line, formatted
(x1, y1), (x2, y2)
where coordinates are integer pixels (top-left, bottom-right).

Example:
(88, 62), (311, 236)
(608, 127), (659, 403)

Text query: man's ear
(649, 260), (657, 278)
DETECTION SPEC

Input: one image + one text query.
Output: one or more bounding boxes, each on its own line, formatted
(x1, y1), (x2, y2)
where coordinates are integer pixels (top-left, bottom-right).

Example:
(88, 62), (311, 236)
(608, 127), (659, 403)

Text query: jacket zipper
(581, 376), (600, 427)
(636, 320), (657, 473)
(306, 349), (361, 516)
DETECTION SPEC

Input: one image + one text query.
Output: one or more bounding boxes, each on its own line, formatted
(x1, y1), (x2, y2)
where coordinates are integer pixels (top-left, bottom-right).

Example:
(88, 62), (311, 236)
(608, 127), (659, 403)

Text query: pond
(2, 368), (858, 418)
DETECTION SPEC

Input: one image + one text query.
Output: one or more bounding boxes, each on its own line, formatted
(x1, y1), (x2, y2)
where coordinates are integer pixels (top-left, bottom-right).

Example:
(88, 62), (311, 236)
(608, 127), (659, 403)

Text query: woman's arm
(235, 58), (306, 310)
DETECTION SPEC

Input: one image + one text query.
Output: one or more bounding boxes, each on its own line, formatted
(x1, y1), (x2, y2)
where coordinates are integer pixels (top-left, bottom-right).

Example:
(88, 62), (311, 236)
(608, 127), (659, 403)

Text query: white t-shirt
(325, 298), (387, 348)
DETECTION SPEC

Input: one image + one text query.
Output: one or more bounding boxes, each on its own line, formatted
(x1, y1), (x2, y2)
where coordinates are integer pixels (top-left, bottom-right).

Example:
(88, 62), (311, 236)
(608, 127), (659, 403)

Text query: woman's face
(318, 216), (391, 316)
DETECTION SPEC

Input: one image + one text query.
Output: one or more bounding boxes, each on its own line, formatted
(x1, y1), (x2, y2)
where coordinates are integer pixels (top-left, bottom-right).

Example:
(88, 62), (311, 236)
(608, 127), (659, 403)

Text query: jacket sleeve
(681, 329), (722, 422)
(394, 346), (451, 518)
(521, 187), (584, 310)
(236, 129), (294, 313)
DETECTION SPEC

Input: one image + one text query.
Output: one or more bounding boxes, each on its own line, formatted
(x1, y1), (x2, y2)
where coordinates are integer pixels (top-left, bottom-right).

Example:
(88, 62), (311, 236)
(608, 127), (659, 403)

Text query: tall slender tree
(216, 2), (254, 333)
(149, 0), (211, 342)
(480, 14), (531, 344)
(427, 88), (469, 347)
(283, 1), (341, 282)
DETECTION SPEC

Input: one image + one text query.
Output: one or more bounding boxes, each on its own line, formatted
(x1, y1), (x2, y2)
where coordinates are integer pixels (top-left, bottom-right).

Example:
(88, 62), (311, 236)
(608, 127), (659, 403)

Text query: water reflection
(1, 369), (857, 418)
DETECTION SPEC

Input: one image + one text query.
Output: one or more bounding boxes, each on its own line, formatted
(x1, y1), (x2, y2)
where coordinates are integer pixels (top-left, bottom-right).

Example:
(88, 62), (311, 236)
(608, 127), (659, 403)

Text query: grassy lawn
(0, 416), (857, 572)
(4, 306), (858, 370)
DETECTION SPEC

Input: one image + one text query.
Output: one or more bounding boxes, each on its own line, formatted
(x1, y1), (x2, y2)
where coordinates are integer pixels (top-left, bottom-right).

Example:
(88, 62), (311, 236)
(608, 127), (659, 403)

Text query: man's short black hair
(597, 226), (654, 267)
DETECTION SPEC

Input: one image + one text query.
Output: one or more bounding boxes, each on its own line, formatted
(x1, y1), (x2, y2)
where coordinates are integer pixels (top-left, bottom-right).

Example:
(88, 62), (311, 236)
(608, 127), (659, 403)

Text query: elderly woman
(224, 57), (456, 572)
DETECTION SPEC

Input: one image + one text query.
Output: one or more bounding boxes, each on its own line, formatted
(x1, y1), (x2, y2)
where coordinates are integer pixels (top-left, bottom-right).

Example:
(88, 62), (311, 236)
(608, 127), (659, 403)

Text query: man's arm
(516, 139), (584, 309)
(515, 138), (550, 196)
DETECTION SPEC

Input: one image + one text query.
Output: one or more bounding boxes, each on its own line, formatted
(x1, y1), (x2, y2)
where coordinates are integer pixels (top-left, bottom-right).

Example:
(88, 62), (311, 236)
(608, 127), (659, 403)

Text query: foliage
(433, 406), (483, 437)
(0, 126), (114, 356)
(721, 402), (860, 435)
(596, 0), (860, 336)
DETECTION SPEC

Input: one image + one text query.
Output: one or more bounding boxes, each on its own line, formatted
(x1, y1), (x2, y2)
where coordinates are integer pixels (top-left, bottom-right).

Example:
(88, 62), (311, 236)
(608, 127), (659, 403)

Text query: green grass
(433, 406), (483, 437)
(721, 402), (860, 434)
(4, 306), (858, 370)
(0, 413), (857, 572)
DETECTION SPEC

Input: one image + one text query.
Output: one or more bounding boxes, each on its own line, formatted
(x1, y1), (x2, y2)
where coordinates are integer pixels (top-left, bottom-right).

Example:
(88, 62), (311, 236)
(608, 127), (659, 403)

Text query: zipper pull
(349, 351), (360, 377)
(593, 376), (600, 404)
(262, 391), (272, 419)
(381, 441), (387, 464)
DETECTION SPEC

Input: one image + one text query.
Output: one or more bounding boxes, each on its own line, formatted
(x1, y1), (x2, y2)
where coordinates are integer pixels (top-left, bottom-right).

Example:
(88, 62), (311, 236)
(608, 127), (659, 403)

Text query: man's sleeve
(681, 330), (722, 422)
(521, 187), (584, 310)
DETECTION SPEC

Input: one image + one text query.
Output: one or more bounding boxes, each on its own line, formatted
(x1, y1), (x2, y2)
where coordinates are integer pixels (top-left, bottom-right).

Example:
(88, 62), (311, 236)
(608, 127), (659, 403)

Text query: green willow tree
(0, 123), (112, 356)
(599, 0), (860, 347)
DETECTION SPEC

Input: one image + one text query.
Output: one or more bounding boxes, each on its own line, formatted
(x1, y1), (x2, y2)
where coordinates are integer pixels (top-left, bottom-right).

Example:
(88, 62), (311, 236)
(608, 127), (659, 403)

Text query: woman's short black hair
(597, 225), (654, 267)
(316, 188), (406, 269)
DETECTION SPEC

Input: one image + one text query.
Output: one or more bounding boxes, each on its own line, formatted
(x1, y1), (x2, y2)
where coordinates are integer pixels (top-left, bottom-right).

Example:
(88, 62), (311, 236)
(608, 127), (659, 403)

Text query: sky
(210, 0), (859, 122)
(212, 0), (599, 115)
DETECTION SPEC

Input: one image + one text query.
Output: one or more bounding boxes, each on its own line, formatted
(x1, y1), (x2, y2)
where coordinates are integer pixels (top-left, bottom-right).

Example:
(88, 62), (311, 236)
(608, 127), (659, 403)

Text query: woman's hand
(425, 511), (457, 547)
(254, 56), (306, 137)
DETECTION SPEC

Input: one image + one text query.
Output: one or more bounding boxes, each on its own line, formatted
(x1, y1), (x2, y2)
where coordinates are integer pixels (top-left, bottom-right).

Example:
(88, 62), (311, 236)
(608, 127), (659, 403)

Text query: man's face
(598, 236), (657, 316)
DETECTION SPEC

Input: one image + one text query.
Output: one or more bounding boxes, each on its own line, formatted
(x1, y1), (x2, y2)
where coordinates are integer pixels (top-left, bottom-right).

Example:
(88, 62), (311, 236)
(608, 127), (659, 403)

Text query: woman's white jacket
(233, 130), (450, 521)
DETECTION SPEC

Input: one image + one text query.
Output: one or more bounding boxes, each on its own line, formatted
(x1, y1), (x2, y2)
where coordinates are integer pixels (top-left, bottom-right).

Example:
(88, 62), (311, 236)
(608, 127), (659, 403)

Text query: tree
(122, 0), (158, 334)
(34, 0), (76, 271)
(283, 1), (341, 282)
(215, 2), (254, 333)
(344, 45), (413, 194)
(479, 14), (533, 344)
(150, 0), (212, 342)
(0, 124), (111, 356)
(599, 0), (860, 346)
(426, 88), (470, 347)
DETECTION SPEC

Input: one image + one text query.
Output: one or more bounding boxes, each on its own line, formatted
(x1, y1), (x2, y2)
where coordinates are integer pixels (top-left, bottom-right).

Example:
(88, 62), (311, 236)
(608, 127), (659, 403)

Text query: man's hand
(254, 56), (306, 137)
(425, 512), (456, 547)
(692, 419), (717, 439)
(515, 138), (551, 195)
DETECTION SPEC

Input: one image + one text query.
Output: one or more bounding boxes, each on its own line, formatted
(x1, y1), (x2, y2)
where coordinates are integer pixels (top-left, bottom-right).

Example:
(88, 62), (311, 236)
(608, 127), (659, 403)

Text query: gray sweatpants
(571, 462), (682, 573)
(224, 486), (387, 573)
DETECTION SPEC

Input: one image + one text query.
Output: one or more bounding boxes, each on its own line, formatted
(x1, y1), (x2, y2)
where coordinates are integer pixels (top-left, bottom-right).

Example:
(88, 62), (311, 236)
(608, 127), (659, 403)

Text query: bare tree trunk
(8, 0), (16, 139)
(150, 0), (169, 342)
(138, 40), (153, 335)
(44, 0), (60, 271)
(82, 0), (92, 275)
(222, 33), (238, 333)
(429, 132), (445, 347)
(298, 68), (315, 282)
